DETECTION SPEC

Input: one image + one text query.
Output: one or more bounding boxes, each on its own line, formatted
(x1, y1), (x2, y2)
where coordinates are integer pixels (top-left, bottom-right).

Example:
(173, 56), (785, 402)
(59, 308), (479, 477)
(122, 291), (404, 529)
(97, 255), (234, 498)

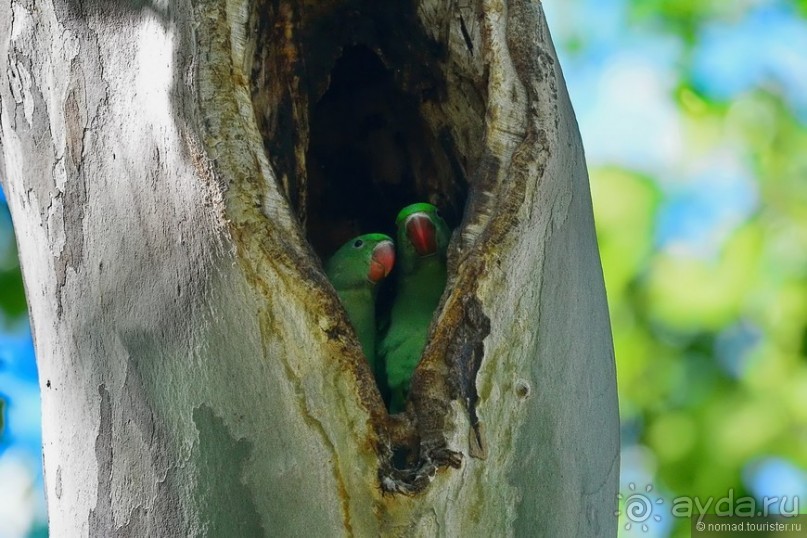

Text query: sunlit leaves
(591, 167), (661, 299)
(0, 269), (26, 320)
(647, 410), (697, 463)
(645, 224), (763, 330)
(628, 0), (778, 44)
(0, 201), (25, 321)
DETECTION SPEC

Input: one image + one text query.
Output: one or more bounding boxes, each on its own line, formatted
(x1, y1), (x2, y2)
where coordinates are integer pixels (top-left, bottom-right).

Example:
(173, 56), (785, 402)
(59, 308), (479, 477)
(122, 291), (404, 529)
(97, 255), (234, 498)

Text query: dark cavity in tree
(250, 1), (482, 489)
(307, 45), (465, 257)
(250, 0), (468, 259)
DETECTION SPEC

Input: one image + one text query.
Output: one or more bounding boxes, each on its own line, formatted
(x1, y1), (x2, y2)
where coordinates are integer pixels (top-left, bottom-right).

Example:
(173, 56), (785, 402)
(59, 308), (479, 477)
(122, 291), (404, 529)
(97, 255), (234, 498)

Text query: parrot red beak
(405, 213), (437, 257)
(368, 240), (395, 283)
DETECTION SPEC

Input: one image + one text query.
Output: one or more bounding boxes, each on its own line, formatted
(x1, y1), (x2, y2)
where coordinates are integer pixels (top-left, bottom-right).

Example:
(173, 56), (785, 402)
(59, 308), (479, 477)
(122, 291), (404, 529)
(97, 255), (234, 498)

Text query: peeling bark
(0, 0), (619, 536)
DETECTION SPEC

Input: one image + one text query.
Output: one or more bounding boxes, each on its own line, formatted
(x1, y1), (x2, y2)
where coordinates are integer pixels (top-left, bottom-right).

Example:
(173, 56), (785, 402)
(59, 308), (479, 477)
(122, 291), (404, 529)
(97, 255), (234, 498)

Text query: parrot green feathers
(325, 233), (396, 370)
(379, 203), (450, 412)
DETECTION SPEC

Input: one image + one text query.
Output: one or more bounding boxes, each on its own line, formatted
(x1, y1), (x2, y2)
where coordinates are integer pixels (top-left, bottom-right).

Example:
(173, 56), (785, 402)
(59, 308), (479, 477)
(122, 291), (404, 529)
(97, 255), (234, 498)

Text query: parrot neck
(334, 277), (378, 296)
(399, 253), (447, 301)
(334, 285), (377, 365)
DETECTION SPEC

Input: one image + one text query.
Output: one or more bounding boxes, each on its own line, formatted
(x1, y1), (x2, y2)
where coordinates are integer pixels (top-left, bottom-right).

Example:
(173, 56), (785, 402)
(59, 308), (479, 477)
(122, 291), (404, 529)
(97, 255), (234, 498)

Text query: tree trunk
(0, 0), (619, 536)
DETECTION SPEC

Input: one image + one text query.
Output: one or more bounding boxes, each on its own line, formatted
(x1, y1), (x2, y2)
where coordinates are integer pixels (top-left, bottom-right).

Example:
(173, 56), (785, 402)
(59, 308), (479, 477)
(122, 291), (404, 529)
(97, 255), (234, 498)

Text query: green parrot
(380, 203), (450, 412)
(325, 233), (396, 370)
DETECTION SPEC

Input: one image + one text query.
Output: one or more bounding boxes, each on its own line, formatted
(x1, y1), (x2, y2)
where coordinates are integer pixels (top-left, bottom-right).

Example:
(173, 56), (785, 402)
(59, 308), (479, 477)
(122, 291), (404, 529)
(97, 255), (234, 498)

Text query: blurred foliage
(0, 198), (25, 320)
(0, 267), (27, 319)
(568, 0), (807, 536)
(629, 0), (772, 42)
(1, 193), (20, 442)
(1, 186), (23, 469)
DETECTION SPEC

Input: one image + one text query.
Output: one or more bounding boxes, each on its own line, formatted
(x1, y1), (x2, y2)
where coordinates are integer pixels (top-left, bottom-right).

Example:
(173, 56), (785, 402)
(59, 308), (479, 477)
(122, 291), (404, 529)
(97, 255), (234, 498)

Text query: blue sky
(691, 4), (807, 121)
(1, 185), (46, 535)
(0, 324), (41, 457)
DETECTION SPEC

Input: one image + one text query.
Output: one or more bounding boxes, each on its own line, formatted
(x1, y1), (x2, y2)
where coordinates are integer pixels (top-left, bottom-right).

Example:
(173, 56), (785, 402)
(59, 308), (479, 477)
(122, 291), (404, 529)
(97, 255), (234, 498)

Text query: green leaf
(0, 266), (27, 318)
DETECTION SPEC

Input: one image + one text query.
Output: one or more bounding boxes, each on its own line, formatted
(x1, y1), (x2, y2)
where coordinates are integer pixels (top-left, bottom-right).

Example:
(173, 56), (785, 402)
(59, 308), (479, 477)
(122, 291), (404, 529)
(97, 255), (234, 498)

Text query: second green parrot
(379, 203), (450, 412)
(325, 233), (396, 370)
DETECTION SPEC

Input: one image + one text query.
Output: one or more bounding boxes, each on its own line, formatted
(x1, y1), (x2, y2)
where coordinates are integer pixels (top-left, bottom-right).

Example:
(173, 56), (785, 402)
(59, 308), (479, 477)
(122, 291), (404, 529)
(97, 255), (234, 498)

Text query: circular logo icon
(616, 483), (664, 532)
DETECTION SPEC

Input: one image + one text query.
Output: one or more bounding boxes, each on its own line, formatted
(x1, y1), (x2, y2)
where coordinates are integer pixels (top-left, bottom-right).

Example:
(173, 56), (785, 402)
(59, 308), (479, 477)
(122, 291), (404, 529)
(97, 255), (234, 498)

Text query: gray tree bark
(0, 0), (619, 536)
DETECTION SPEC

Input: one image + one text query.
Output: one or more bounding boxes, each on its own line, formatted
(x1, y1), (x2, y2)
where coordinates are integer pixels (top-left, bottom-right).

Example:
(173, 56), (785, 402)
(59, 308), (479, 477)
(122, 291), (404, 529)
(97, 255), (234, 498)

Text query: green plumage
(325, 233), (395, 370)
(380, 203), (450, 412)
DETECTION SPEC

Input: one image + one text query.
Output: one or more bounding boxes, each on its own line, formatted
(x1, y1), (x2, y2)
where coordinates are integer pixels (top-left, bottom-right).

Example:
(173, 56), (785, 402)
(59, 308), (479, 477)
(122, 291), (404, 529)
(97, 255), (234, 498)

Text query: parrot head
(325, 233), (396, 289)
(395, 203), (450, 260)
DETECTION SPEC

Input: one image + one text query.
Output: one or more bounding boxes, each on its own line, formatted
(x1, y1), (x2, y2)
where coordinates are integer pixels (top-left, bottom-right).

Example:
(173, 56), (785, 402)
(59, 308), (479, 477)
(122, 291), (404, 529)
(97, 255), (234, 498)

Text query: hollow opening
(250, 1), (483, 488)
(306, 45), (466, 258)
(306, 45), (468, 411)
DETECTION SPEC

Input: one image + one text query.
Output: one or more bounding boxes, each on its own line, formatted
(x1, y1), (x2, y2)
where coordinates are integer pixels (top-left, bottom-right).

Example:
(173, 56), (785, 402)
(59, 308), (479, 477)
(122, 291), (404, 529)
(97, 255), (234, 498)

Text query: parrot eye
(353, 239), (364, 248)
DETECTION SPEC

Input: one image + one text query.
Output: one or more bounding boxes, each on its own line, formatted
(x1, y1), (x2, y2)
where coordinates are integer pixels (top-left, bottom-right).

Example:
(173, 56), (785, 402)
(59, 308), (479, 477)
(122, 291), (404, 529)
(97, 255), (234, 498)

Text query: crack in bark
(446, 295), (490, 458)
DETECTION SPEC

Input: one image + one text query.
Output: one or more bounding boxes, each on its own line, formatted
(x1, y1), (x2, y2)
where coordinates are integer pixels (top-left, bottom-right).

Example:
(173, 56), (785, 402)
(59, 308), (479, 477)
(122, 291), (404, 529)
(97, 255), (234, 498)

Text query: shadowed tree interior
(307, 45), (466, 258)
(250, 0), (471, 259)
(249, 1), (476, 423)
